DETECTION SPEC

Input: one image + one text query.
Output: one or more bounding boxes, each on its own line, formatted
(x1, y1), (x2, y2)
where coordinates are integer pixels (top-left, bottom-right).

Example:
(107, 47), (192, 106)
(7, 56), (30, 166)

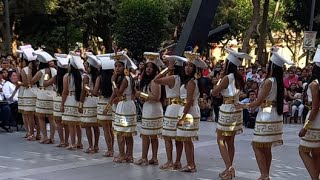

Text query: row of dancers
(15, 44), (320, 180)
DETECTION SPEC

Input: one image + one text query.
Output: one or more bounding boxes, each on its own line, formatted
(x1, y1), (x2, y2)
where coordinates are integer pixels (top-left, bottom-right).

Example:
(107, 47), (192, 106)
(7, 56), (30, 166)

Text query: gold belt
(261, 100), (277, 108)
(167, 98), (182, 105)
(180, 98), (187, 106)
(223, 97), (235, 104)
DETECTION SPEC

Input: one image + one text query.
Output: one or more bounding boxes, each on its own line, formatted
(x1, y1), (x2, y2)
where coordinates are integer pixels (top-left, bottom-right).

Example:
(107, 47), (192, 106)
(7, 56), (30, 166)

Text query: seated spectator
(284, 69), (299, 89)
(286, 83), (303, 123)
(199, 98), (211, 121)
(241, 90), (259, 128)
(3, 70), (19, 127)
(0, 69), (11, 132)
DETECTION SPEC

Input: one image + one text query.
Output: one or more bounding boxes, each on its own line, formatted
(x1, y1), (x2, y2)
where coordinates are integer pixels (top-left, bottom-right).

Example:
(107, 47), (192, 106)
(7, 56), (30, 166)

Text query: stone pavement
(0, 122), (309, 180)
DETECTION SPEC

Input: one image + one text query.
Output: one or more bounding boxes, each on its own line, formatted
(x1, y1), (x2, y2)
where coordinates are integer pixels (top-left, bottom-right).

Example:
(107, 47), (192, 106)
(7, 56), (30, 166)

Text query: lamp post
(4, 0), (11, 55)
(305, 0), (316, 65)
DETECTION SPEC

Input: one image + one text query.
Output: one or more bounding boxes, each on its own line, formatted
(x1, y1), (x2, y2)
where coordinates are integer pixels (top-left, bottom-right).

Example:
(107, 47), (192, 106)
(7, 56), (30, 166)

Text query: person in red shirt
(283, 70), (299, 89)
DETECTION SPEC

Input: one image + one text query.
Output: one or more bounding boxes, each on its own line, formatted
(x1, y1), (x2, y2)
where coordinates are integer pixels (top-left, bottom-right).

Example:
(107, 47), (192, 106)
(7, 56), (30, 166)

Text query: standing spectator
(284, 69), (299, 89)
(298, 68), (309, 89)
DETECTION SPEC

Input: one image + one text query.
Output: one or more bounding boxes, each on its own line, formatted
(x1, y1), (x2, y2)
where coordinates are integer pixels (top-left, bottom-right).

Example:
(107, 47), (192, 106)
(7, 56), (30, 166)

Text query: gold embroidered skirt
(176, 105), (200, 141)
(113, 100), (137, 136)
(162, 104), (181, 139)
(216, 104), (243, 136)
(23, 87), (38, 113)
(299, 110), (320, 152)
(62, 95), (80, 125)
(141, 101), (163, 137)
(35, 89), (55, 117)
(81, 96), (99, 127)
(252, 107), (283, 148)
(18, 86), (25, 112)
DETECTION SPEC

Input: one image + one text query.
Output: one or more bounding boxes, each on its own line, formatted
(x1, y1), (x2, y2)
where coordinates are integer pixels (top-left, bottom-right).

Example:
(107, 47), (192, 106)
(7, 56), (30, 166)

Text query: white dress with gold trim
(114, 76), (137, 136)
(35, 68), (57, 117)
(163, 75), (181, 139)
(252, 77), (283, 147)
(216, 73), (243, 136)
(53, 94), (62, 120)
(141, 83), (163, 137)
(97, 97), (112, 124)
(176, 79), (200, 141)
(299, 80), (320, 152)
(18, 86), (25, 113)
(81, 74), (99, 126)
(22, 67), (38, 114)
(62, 74), (80, 125)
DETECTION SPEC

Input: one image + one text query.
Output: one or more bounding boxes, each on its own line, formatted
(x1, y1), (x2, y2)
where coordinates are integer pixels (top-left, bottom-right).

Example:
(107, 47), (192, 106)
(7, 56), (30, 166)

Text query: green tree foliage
(114, 0), (168, 60)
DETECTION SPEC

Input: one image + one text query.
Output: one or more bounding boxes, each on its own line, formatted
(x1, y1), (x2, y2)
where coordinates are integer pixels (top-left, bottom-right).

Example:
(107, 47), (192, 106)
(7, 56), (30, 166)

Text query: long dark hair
(89, 65), (99, 87)
(56, 66), (67, 95)
(39, 62), (48, 70)
(180, 62), (205, 95)
(69, 65), (82, 102)
(100, 69), (113, 98)
(225, 60), (245, 90)
(30, 60), (39, 86)
(307, 64), (320, 86)
(115, 61), (135, 94)
(266, 62), (284, 115)
(140, 62), (159, 91)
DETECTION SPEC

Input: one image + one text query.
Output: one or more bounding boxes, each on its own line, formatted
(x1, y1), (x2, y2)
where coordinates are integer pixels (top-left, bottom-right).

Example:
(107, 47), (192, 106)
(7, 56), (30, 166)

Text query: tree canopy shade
(114, 0), (169, 60)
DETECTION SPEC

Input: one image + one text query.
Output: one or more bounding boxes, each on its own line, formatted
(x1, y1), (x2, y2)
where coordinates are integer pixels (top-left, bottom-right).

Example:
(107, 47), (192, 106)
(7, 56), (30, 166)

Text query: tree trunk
(241, 0), (260, 53)
(257, 0), (269, 66)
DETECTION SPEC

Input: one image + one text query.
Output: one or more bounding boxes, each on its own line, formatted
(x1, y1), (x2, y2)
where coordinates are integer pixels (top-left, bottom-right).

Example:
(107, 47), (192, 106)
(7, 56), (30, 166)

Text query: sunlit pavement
(0, 122), (308, 180)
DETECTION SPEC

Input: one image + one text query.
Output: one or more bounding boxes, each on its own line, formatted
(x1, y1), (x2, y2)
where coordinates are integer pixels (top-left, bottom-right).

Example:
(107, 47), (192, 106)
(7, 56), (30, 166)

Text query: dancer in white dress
(298, 47), (320, 180)
(93, 54), (115, 157)
(80, 52), (101, 154)
(236, 48), (292, 180)
(30, 50), (57, 144)
(18, 45), (40, 141)
(176, 50), (207, 173)
(61, 52), (84, 150)
(154, 55), (184, 170)
(211, 47), (252, 179)
(45, 53), (70, 147)
(134, 52), (164, 166)
(109, 51), (137, 163)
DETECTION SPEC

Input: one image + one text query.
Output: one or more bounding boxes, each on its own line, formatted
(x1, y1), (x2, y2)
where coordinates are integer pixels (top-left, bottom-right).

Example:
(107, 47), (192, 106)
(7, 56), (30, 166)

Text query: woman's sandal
(103, 151), (114, 157)
(76, 144), (83, 149)
(84, 148), (95, 154)
(56, 142), (65, 147)
(220, 167), (235, 180)
(179, 165), (197, 173)
(125, 156), (134, 163)
(93, 147), (99, 153)
(219, 169), (229, 177)
(258, 177), (270, 180)
(35, 135), (41, 141)
(113, 156), (126, 163)
(27, 135), (36, 141)
(159, 162), (174, 170)
(148, 159), (159, 165)
(66, 145), (77, 150)
(134, 158), (149, 166)
(172, 162), (182, 170)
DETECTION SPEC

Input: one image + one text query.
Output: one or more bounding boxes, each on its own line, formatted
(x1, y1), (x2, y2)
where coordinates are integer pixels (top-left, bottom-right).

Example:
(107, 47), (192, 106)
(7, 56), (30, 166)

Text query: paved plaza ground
(0, 122), (309, 180)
